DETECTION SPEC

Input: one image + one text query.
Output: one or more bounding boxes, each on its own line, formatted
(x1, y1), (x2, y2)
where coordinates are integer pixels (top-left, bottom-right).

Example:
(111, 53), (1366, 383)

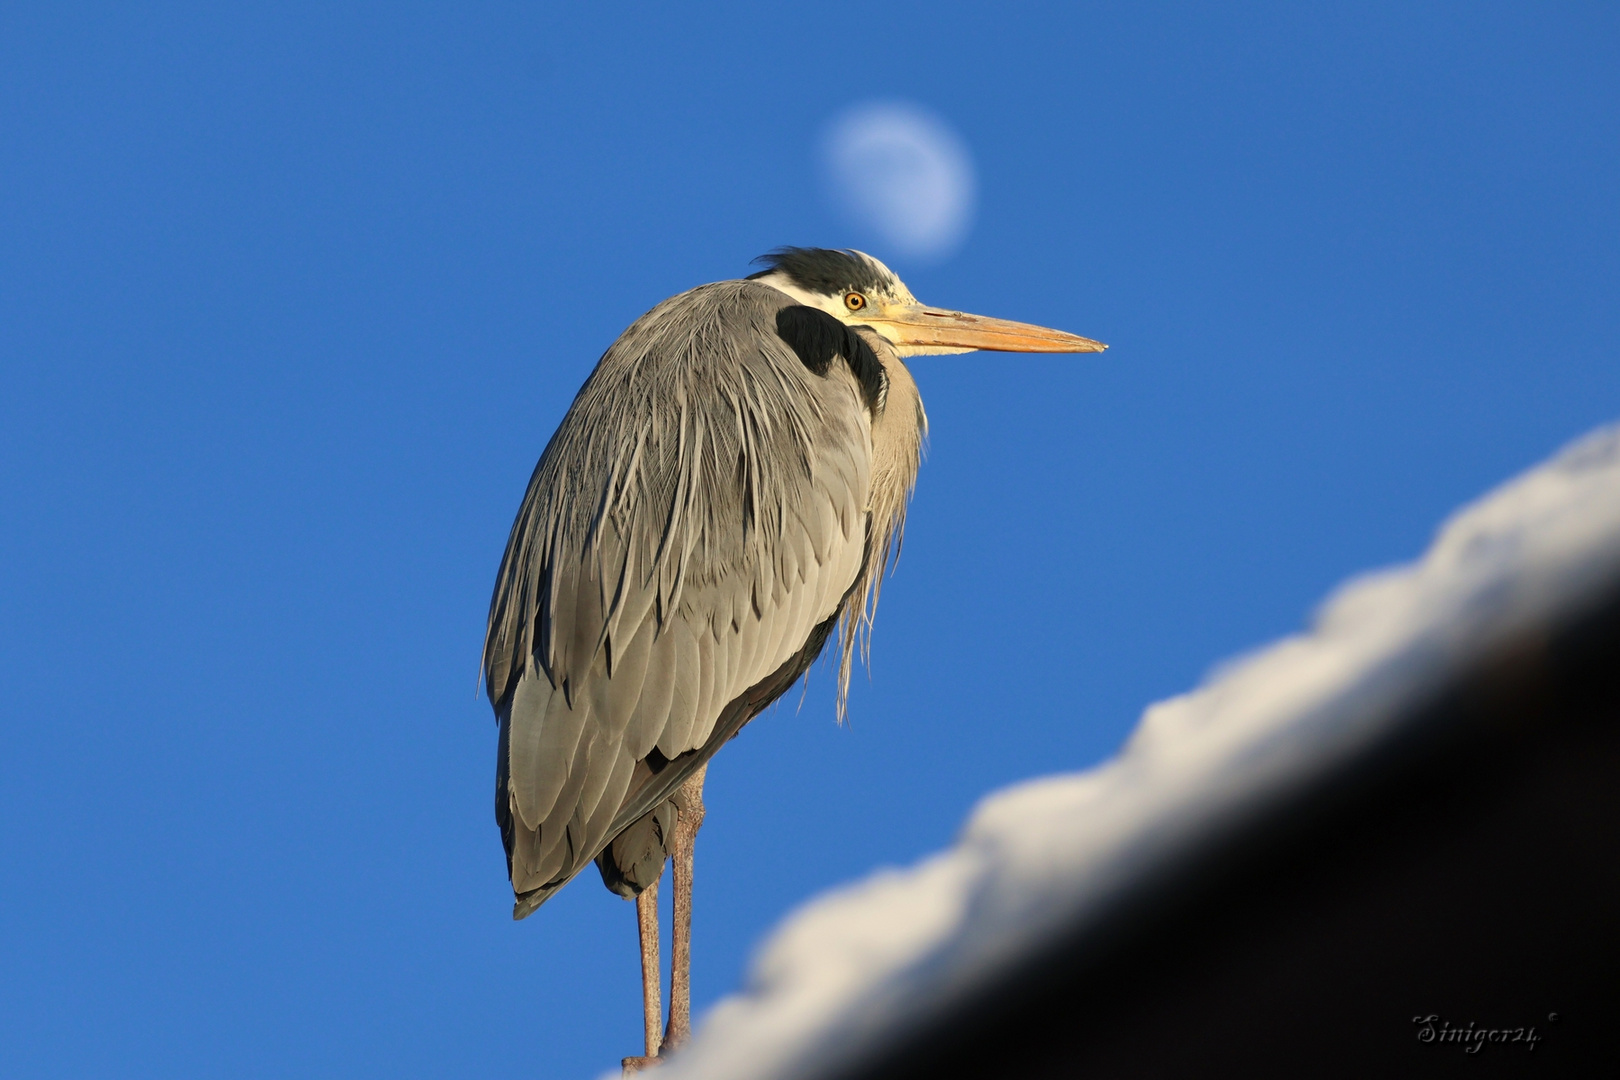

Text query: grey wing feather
(505, 675), (585, 829)
(620, 619), (674, 761)
(484, 280), (876, 916)
(654, 627), (701, 759)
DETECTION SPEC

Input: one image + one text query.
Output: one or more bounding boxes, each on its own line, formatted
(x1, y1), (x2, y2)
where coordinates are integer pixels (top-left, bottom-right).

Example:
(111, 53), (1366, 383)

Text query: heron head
(748, 247), (1106, 359)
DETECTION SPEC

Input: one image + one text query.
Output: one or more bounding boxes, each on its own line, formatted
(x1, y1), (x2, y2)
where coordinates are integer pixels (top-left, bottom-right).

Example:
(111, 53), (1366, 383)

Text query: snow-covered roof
(647, 422), (1620, 1080)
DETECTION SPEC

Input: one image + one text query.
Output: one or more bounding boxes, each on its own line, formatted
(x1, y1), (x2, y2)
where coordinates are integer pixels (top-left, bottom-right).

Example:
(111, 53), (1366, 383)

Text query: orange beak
(865, 306), (1107, 353)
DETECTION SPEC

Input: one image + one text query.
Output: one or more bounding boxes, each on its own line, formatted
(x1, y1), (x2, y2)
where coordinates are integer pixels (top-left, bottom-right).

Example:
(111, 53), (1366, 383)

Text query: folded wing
(483, 281), (876, 916)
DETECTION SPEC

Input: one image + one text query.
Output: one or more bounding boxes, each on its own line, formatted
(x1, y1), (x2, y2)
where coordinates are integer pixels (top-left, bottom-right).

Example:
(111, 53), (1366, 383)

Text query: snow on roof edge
(641, 421), (1620, 1080)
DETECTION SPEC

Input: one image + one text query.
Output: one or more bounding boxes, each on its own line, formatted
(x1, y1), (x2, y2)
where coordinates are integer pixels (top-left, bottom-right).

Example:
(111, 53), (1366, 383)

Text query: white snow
(640, 422), (1620, 1080)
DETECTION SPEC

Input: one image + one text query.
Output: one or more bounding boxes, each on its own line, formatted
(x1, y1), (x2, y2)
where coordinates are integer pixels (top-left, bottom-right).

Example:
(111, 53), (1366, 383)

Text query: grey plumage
(484, 267), (924, 918)
(480, 252), (1103, 1067)
(483, 248), (1103, 935)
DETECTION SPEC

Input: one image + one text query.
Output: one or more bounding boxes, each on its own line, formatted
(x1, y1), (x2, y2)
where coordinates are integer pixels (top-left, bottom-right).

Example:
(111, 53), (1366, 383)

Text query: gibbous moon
(823, 102), (977, 261)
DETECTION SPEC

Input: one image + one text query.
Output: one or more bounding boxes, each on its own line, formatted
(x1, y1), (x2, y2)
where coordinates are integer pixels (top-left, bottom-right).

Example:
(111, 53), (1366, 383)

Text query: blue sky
(3, 3), (1618, 1077)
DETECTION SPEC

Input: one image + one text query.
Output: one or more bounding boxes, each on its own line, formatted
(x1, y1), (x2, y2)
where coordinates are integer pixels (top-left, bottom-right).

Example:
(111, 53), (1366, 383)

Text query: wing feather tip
(513, 887), (549, 920)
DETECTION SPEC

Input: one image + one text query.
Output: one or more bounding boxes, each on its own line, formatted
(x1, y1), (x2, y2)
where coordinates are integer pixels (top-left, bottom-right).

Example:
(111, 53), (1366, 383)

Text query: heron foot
(622, 1054), (663, 1074)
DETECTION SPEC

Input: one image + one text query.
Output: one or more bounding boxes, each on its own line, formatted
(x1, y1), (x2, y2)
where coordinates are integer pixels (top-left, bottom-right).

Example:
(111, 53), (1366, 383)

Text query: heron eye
(844, 292), (866, 311)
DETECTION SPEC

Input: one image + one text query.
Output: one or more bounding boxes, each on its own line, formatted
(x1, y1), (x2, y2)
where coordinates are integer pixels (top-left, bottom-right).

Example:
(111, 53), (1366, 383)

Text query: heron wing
(484, 281), (875, 914)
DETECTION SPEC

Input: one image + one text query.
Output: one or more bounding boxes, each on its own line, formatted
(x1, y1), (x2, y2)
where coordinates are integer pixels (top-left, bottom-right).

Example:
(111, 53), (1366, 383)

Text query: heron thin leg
(621, 879), (663, 1074)
(663, 764), (708, 1052)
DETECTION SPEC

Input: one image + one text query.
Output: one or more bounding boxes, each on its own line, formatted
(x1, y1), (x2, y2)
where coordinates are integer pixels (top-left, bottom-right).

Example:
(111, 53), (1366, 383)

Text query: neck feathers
(833, 331), (927, 716)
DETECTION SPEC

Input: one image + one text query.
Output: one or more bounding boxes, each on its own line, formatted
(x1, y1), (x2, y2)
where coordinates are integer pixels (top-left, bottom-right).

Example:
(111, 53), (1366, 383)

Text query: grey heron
(481, 248), (1104, 1070)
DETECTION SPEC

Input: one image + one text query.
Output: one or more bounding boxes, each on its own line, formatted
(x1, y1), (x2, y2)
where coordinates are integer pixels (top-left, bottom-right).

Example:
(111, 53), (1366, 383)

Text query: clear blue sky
(3, 4), (1618, 1077)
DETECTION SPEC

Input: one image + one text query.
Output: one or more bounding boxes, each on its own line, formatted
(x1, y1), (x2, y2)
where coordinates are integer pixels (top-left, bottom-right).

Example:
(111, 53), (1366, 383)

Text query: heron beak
(866, 305), (1107, 354)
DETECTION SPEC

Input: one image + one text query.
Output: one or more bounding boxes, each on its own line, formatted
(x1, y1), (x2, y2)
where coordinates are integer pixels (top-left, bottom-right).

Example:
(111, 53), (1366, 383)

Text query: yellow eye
(844, 292), (866, 311)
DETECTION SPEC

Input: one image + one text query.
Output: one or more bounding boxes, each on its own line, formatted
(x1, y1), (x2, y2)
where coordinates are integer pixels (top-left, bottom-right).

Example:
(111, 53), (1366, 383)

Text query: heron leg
(662, 763), (708, 1052)
(621, 878), (663, 1074)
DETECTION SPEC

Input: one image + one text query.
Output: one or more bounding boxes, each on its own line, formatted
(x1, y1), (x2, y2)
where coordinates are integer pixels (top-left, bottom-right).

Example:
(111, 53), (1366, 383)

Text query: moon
(823, 102), (977, 261)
